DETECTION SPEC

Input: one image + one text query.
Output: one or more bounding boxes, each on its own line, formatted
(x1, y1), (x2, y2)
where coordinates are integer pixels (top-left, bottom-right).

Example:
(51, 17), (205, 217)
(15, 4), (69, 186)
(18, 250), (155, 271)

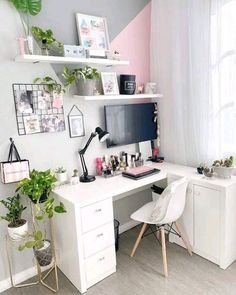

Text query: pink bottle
(96, 157), (103, 176)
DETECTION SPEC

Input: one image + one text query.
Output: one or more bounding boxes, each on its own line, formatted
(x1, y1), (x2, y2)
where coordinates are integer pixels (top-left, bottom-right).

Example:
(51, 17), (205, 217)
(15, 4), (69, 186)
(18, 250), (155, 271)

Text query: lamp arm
(79, 153), (88, 176)
(79, 132), (97, 155)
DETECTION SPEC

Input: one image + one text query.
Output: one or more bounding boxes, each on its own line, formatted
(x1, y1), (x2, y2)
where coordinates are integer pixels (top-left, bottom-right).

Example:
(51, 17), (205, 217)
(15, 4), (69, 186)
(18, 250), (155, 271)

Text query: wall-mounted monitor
(104, 103), (157, 148)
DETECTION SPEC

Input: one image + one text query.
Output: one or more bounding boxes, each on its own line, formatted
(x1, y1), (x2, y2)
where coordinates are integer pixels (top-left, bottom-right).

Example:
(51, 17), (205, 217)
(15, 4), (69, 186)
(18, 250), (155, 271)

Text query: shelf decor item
(120, 74), (136, 95)
(31, 26), (63, 56)
(79, 127), (109, 182)
(55, 167), (67, 183)
(63, 45), (86, 58)
(212, 156), (234, 179)
(0, 194), (27, 241)
(101, 72), (119, 95)
(62, 66), (100, 96)
(0, 138), (30, 184)
(68, 105), (85, 138)
(76, 13), (110, 58)
(13, 83), (65, 136)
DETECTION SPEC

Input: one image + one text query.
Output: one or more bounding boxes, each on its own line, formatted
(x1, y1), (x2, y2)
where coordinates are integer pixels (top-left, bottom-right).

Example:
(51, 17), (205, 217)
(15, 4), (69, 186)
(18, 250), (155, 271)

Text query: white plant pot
(214, 166), (234, 179)
(7, 220), (28, 241)
(56, 172), (67, 183)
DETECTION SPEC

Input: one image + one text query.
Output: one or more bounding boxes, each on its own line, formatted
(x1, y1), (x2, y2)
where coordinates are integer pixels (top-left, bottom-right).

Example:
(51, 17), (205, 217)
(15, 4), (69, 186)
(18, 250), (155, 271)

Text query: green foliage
(61, 66), (100, 88)
(9, 0), (42, 15)
(0, 195), (26, 227)
(55, 167), (66, 173)
(33, 76), (65, 94)
(72, 169), (79, 177)
(18, 230), (44, 251)
(31, 26), (63, 51)
(212, 156), (234, 168)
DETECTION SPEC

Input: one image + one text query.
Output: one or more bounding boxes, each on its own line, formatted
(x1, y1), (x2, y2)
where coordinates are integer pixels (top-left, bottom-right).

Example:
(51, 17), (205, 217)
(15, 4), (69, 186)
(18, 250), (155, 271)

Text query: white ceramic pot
(214, 166), (234, 179)
(56, 172), (67, 183)
(7, 220), (28, 241)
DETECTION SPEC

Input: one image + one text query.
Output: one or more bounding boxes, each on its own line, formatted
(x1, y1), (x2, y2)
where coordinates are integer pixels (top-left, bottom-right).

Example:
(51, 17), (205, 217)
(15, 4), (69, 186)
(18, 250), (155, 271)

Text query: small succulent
(55, 167), (66, 173)
(72, 169), (79, 177)
(212, 156), (233, 168)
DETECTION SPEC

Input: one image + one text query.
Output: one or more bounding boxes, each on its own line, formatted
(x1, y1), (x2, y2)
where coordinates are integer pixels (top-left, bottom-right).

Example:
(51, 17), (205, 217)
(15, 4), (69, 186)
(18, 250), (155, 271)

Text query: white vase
(8, 220), (28, 241)
(213, 166), (234, 179)
(56, 172), (68, 183)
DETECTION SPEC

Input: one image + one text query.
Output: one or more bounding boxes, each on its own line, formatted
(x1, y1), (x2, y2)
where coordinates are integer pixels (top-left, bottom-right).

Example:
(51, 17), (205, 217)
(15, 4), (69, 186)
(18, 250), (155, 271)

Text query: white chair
(130, 177), (192, 278)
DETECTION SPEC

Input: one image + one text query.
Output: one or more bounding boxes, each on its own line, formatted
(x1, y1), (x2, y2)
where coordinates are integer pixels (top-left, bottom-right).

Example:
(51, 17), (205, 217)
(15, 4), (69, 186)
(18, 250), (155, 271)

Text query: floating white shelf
(73, 94), (163, 101)
(15, 54), (130, 66)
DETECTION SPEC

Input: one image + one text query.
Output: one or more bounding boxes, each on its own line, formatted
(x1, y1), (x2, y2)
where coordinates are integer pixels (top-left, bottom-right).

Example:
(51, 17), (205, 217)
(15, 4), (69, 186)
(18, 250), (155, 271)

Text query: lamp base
(80, 174), (96, 183)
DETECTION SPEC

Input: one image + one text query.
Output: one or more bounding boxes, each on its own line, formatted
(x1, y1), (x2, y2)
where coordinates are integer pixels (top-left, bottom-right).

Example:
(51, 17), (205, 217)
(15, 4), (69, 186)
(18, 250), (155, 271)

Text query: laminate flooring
(2, 225), (236, 295)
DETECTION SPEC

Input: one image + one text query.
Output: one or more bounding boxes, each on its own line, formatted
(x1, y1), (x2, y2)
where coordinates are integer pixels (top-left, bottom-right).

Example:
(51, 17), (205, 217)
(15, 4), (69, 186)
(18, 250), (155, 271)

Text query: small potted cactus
(212, 156), (234, 179)
(55, 167), (67, 184)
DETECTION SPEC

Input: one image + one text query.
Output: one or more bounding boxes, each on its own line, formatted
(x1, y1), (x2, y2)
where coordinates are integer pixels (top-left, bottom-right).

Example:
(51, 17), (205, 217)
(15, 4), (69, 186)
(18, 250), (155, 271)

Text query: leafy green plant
(8, 0), (42, 35)
(31, 26), (63, 52)
(18, 230), (44, 251)
(0, 195), (26, 227)
(17, 169), (66, 219)
(61, 66), (100, 88)
(55, 167), (66, 173)
(212, 156), (234, 168)
(33, 76), (65, 94)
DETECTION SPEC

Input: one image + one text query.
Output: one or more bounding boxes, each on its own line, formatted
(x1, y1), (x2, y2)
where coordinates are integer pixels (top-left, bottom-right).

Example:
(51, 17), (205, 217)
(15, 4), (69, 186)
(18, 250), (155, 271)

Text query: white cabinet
(193, 185), (221, 264)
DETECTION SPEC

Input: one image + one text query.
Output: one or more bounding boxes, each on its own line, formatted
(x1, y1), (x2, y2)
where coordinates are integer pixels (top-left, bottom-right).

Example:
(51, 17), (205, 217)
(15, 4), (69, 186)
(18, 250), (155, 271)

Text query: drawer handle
(95, 208), (102, 213)
(97, 233), (104, 238)
(98, 257), (105, 262)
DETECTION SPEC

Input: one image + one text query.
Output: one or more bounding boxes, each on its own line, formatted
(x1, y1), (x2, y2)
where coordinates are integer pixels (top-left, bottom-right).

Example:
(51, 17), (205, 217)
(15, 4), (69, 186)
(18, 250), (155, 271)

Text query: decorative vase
(213, 166), (234, 179)
(7, 220), (28, 241)
(41, 47), (49, 56)
(76, 79), (97, 96)
(34, 239), (53, 267)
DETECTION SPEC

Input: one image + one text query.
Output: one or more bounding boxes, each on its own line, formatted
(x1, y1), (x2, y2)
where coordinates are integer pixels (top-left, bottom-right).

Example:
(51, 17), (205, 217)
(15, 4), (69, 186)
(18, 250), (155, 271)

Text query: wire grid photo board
(12, 84), (66, 136)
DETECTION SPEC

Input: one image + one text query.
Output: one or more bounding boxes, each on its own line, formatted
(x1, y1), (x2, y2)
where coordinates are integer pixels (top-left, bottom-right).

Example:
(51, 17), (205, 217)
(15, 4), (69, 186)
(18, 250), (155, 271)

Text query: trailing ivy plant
(33, 76), (65, 94)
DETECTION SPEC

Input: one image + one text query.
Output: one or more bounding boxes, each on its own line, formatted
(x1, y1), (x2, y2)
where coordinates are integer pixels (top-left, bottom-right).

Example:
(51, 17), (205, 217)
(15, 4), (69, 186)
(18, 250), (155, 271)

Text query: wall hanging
(12, 84), (65, 136)
(68, 105), (85, 138)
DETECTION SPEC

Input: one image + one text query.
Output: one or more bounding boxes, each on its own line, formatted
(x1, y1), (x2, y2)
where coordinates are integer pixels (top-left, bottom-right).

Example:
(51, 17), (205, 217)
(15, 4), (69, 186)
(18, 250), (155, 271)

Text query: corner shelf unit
(73, 94), (163, 101)
(15, 54), (130, 66)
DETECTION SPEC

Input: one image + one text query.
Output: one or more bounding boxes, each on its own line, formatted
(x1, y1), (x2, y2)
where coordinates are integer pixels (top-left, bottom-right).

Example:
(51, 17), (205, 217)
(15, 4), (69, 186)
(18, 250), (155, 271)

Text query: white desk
(53, 162), (236, 293)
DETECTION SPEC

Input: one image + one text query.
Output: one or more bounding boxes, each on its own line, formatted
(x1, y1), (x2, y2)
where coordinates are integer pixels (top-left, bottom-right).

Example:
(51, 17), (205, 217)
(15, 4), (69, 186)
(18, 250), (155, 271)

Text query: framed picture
(24, 115), (40, 134)
(76, 13), (109, 58)
(68, 105), (85, 138)
(101, 72), (119, 95)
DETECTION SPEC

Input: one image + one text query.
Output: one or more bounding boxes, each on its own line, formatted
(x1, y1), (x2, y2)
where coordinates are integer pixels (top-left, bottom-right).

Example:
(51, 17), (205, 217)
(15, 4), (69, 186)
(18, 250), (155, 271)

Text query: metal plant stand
(5, 203), (59, 292)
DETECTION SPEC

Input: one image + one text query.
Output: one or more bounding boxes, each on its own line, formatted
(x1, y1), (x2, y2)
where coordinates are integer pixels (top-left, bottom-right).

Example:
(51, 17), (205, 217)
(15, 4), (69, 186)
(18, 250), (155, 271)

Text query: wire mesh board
(12, 84), (66, 136)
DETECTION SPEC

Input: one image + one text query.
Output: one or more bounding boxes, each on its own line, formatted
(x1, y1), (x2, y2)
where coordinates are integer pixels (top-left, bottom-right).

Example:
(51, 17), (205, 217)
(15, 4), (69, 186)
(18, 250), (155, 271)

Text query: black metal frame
(68, 105), (85, 138)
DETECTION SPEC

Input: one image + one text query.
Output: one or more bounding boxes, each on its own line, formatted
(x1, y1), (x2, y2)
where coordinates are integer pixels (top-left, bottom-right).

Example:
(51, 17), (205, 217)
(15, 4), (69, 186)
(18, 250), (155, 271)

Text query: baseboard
(0, 265), (38, 293)
(119, 220), (140, 234)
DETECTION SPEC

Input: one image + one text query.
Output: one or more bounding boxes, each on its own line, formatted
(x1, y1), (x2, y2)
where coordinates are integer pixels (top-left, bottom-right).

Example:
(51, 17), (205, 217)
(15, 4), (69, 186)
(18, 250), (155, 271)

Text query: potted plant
(55, 167), (67, 184)
(70, 169), (79, 185)
(8, 0), (42, 54)
(17, 169), (66, 219)
(19, 230), (53, 266)
(33, 76), (65, 95)
(0, 194), (28, 240)
(61, 66), (100, 96)
(212, 156), (234, 179)
(31, 26), (63, 56)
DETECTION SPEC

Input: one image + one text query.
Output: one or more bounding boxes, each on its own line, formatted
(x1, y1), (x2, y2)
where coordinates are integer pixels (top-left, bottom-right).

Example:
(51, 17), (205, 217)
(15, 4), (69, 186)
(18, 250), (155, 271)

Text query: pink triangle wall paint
(110, 2), (151, 85)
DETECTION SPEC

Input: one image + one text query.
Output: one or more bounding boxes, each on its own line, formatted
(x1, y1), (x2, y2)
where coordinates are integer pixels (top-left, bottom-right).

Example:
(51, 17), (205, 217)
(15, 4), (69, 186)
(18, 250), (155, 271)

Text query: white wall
(0, 2), (152, 285)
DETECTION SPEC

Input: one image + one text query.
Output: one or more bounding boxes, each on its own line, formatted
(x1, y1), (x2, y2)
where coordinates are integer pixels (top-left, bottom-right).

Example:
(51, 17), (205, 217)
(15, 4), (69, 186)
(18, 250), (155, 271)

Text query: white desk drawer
(81, 198), (113, 233)
(83, 222), (115, 258)
(85, 246), (116, 287)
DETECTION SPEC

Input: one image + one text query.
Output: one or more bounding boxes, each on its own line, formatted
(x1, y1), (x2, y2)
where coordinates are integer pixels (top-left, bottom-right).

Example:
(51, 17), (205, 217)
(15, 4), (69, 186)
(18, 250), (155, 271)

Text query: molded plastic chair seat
(131, 201), (157, 224)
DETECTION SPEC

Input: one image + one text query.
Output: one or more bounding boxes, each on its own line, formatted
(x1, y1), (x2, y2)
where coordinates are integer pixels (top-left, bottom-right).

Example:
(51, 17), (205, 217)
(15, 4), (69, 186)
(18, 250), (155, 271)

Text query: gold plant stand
(5, 213), (59, 292)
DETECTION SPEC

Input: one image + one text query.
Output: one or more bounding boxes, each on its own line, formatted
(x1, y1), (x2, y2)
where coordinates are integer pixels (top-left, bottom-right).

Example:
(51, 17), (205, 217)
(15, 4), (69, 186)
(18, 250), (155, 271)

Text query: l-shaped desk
(53, 162), (236, 294)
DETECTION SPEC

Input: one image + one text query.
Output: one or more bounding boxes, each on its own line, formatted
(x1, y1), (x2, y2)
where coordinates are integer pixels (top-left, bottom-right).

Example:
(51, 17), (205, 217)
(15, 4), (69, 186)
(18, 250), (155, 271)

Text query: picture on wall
(76, 13), (109, 57)
(101, 72), (119, 95)
(13, 84), (66, 136)
(68, 105), (85, 138)
(15, 90), (33, 114)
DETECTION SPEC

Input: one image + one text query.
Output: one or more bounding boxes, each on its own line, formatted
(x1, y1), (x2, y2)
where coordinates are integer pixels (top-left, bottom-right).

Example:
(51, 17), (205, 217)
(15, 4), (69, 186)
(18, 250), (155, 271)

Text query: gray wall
(0, 0), (151, 285)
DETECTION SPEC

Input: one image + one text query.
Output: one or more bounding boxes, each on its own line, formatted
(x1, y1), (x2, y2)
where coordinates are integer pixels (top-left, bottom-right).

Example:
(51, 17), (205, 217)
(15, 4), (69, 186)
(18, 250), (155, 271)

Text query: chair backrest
(150, 177), (188, 224)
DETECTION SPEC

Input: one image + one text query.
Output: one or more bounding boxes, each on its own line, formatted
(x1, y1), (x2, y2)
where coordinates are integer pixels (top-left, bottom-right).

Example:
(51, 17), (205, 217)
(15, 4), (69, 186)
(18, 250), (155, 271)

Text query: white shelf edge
(73, 94), (163, 101)
(15, 54), (130, 66)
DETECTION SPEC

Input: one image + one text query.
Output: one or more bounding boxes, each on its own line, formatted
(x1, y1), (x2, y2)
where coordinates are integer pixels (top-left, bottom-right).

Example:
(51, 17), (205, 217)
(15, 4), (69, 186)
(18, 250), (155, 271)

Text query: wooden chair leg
(160, 226), (168, 278)
(130, 223), (147, 257)
(156, 226), (161, 244)
(174, 222), (193, 256)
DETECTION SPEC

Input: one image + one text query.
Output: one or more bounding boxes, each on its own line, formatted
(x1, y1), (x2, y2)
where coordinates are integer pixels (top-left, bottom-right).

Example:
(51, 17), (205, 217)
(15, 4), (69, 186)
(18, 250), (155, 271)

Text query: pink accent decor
(110, 2), (151, 84)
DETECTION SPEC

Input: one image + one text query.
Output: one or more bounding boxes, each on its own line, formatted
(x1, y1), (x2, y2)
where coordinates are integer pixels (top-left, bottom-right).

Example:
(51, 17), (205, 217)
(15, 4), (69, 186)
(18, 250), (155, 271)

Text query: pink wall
(110, 2), (151, 85)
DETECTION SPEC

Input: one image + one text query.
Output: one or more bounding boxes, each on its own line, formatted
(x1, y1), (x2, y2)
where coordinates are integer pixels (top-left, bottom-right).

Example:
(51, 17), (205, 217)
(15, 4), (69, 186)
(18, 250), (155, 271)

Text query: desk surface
(53, 162), (236, 207)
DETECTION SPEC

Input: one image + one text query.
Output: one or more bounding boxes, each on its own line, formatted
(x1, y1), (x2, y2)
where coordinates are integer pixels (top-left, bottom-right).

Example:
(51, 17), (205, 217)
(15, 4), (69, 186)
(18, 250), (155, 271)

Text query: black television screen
(104, 103), (157, 148)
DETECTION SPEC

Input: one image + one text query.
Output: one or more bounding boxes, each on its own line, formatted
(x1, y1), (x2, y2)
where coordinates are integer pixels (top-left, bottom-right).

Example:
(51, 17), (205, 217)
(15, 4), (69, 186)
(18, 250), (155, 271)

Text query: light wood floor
(2, 225), (236, 295)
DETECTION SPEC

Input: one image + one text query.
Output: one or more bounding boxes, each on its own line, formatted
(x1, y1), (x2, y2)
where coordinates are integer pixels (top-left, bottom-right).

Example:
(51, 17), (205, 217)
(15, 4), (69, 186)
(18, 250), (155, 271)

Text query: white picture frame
(75, 13), (110, 58)
(101, 72), (119, 95)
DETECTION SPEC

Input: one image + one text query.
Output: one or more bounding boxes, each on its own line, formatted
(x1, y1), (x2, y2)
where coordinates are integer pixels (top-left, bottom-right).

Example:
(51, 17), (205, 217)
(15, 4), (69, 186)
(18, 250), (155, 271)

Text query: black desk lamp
(79, 127), (109, 183)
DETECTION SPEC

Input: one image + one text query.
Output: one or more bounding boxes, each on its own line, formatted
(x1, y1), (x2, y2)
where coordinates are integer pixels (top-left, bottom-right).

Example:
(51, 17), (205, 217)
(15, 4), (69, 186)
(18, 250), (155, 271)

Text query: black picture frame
(68, 105), (85, 138)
